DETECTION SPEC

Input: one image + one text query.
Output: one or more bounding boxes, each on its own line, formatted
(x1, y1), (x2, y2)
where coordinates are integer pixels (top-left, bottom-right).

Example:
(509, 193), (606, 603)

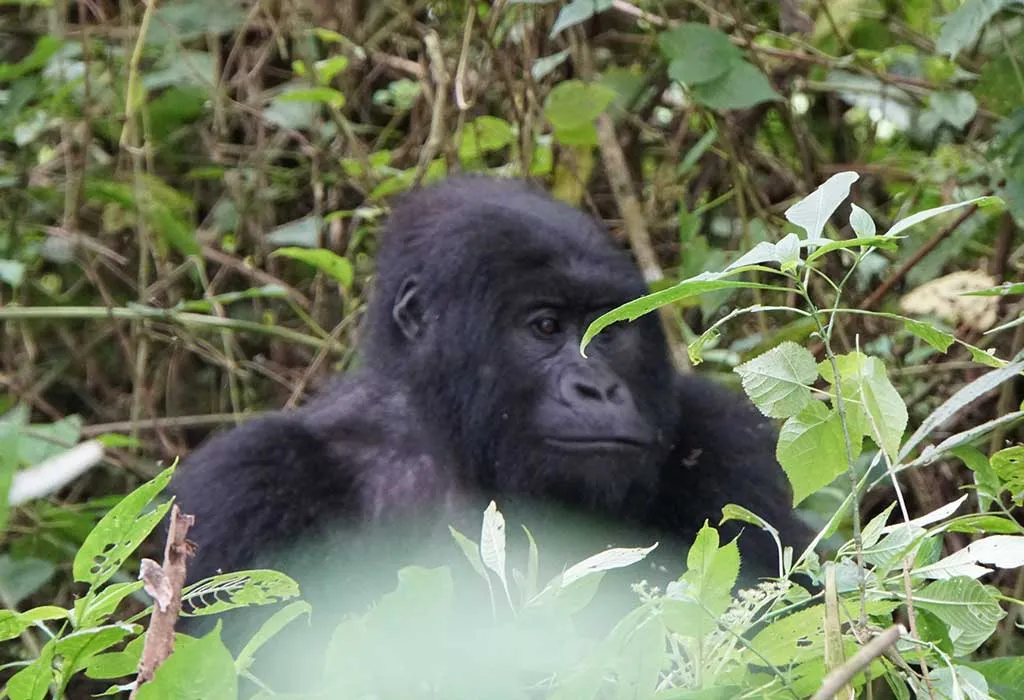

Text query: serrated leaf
(776, 402), (849, 505)
(785, 171), (860, 241)
(914, 535), (1024, 580)
(822, 352), (907, 462)
(734, 341), (819, 419)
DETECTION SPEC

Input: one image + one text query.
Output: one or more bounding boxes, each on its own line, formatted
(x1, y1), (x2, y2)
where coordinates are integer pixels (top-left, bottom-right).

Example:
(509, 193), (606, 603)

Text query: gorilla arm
(650, 374), (810, 580)
(169, 373), (456, 587)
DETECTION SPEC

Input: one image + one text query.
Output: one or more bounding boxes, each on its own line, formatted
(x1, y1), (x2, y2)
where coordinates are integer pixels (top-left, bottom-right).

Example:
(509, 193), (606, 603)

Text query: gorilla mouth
(543, 436), (650, 453)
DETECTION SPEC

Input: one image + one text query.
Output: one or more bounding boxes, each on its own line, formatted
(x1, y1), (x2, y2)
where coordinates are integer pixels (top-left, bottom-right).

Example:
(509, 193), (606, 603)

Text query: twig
(810, 624), (906, 700)
(131, 505), (195, 697)
(414, 31), (449, 187)
(594, 114), (690, 371)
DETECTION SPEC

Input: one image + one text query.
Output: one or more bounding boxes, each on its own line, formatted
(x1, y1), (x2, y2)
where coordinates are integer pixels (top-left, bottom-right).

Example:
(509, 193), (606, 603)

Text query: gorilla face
(363, 179), (681, 509)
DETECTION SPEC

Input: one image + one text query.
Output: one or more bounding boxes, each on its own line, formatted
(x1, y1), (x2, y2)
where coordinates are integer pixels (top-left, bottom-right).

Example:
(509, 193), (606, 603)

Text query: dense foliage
(1, 0), (1024, 698)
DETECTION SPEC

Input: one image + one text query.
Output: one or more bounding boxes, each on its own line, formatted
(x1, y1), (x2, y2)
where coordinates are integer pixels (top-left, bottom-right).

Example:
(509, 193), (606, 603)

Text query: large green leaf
(734, 341), (818, 419)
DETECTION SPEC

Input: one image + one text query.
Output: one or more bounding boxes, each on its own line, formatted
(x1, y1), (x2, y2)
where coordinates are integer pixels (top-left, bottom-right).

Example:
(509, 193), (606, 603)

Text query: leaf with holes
(72, 467), (174, 588)
(992, 446), (1024, 506)
(180, 570), (300, 617)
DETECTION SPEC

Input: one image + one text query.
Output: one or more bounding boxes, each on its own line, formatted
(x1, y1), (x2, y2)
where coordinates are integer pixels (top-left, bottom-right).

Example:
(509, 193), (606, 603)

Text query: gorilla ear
(392, 277), (425, 342)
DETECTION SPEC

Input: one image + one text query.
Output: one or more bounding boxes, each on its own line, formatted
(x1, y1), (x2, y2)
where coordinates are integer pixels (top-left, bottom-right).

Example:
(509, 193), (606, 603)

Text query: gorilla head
(360, 177), (681, 510)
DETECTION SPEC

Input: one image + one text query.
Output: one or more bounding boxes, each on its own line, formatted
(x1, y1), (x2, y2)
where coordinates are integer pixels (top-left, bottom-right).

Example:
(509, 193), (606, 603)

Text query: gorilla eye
(532, 316), (561, 338)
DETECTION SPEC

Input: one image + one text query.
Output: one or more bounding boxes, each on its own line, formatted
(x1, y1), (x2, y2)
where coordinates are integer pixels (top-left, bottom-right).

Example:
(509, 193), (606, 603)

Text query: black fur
(170, 176), (810, 647)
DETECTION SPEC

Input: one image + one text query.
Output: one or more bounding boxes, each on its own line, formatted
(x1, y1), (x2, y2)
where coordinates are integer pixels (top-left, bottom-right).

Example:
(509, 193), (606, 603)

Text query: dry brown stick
(810, 624), (905, 700)
(131, 504), (195, 698)
(594, 114), (690, 371)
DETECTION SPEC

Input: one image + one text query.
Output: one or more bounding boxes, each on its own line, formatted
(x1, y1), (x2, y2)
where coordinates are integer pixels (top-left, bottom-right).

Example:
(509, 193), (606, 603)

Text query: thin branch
(131, 505), (195, 697)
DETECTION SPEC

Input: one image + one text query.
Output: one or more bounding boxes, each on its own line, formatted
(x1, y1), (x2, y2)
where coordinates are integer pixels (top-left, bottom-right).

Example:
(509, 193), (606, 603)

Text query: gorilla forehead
(378, 177), (645, 303)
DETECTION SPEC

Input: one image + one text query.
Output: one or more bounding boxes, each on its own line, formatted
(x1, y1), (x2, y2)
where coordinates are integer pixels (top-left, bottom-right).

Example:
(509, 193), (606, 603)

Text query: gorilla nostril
(573, 382), (604, 401)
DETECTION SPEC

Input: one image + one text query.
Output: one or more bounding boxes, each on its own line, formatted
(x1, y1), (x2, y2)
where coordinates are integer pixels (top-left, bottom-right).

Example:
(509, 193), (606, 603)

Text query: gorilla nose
(559, 369), (623, 404)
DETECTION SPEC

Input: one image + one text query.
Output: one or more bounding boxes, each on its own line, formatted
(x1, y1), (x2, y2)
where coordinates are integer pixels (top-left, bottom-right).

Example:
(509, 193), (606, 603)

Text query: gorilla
(170, 176), (810, 653)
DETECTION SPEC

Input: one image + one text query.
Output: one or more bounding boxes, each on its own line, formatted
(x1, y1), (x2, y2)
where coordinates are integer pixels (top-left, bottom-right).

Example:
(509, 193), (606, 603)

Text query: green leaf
(56, 623), (139, 678)
(265, 215), (322, 247)
(904, 319), (956, 353)
(804, 235), (900, 262)
(930, 91), (978, 129)
(136, 623), (238, 700)
(544, 79), (617, 130)
(74, 581), (145, 629)
(275, 86), (345, 108)
(549, 0), (613, 37)
(734, 341), (819, 419)
(85, 635), (144, 680)
(0, 606), (69, 644)
(962, 281), (1024, 297)
(785, 171), (860, 241)
(458, 115), (514, 162)
(181, 570), (300, 616)
(234, 600), (312, 674)
(964, 656), (1024, 700)
(272, 247), (353, 288)
(6, 640), (55, 700)
(531, 49), (571, 80)
(0, 556), (54, 607)
(936, 0), (1012, 58)
(884, 196), (999, 238)
(73, 467), (175, 588)
(0, 259), (26, 288)
(914, 577), (1005, 656)
(581, 271), (786, 352)
(689, 61), (781, 111)
(822, 352), (908, 463)
(658, 23), (741, 85)
(776, 402), (849, 506)
(0, 36), (61, 81)
(849, 203), (876, 238)
(992, 446), (1024, 506)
